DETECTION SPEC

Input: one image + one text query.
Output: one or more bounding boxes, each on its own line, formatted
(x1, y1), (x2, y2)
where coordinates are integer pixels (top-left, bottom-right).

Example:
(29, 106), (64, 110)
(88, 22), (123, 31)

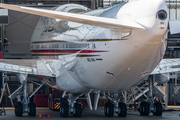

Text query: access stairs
(125, 79), (166, 105)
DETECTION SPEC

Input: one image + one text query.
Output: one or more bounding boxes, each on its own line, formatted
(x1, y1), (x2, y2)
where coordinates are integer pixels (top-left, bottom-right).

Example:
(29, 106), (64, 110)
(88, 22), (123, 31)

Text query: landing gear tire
(104, 103), (114, 117)
(140, 102), (149, 116)
(140, 102), (145, 115)
(15, 102), (23, 117)
(28, 103), (36, 116)
(118, 102), (127, 117)
(73, 103), (82, 117)
(60, 103), (69, 117)
(153, 102), (162, 116)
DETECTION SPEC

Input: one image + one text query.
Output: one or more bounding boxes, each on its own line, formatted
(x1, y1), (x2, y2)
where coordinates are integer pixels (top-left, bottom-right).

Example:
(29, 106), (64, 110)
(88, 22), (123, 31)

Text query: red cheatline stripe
(31, 49), (108, 53)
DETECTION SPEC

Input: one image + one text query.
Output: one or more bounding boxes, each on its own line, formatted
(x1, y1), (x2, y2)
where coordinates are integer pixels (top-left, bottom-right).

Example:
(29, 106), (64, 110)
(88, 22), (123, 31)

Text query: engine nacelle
(154, 73), (169, 83)
(54, 4), (89, 12)
(53, 4), (89, 21)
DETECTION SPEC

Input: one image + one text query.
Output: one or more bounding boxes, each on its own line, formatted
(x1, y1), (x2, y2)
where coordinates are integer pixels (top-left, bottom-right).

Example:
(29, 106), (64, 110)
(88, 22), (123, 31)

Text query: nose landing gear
(60, 93), (83, 118)
(118, 102), (127, 117)
(103, 93), (127, 117)
(104, 103), (114, 117)
(60, 103), (69, 117)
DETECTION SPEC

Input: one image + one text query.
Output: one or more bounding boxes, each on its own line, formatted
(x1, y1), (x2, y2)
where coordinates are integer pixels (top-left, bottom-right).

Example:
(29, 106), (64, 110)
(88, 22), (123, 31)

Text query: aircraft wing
(169, 20), (180, 34)
(0, 54), (77, 77)
(0, 3), (144, 30)
(151, 58), (180, 75)
(0, 59), (56, 77)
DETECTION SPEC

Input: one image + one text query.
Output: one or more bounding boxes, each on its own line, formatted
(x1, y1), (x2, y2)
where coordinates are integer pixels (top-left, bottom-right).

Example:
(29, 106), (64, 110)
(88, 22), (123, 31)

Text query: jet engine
(53, 4), (89, 22)
(54, 4), (89, 12)
(154, 73), (169, 83)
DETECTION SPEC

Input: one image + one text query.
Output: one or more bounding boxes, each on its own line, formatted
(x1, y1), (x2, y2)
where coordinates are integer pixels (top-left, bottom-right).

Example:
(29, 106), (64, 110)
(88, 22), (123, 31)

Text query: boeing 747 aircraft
(0, 0), (180, 118)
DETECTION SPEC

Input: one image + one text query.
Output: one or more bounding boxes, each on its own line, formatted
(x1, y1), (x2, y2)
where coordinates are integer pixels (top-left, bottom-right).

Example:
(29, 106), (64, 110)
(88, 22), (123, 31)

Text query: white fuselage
(30, 0), (168, 93)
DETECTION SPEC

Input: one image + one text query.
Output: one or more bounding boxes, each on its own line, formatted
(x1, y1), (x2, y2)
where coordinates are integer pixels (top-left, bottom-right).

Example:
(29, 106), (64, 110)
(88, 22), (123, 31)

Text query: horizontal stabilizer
(0, 3), (145, 30)
(169, 20), (180, 34)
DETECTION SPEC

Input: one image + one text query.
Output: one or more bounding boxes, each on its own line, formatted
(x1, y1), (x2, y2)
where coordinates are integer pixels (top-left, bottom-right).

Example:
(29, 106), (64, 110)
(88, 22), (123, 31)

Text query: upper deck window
(41, 44), (47, 49)
(36, 45), (40, 49)
(52, 44), (59, 48)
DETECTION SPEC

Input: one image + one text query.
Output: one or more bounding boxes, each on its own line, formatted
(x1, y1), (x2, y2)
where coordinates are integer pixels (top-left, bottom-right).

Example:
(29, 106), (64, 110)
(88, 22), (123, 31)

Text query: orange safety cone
(47, 114), (51, 117)
(43, 114), (47, 117)
(38, 114), (42, 117)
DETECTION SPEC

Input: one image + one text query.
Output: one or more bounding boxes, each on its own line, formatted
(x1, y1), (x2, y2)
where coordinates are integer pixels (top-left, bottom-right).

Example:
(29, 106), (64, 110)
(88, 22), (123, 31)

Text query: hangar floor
(1, 107), (180, 120)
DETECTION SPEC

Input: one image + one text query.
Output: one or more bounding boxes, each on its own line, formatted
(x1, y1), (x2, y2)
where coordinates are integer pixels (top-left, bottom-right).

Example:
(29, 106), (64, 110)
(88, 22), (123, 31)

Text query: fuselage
(30, 0), (168, 93)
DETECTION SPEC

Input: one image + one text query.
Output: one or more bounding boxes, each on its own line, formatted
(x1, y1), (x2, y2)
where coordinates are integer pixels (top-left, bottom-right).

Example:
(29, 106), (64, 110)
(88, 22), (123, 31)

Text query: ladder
(125, 80), (165, 104)
(0, 83), (14, 107)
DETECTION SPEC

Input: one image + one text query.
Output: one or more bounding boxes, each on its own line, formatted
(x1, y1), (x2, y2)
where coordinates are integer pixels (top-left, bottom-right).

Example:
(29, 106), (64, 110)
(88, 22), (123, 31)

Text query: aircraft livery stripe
(31, 39), (127, 43)
(31, 54), (100, 57)
(31, 49), (108, 53)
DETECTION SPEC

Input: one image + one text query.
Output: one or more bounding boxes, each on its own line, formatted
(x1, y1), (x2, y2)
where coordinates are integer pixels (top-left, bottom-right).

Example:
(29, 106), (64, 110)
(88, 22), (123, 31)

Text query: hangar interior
(0, 0), (180, 108)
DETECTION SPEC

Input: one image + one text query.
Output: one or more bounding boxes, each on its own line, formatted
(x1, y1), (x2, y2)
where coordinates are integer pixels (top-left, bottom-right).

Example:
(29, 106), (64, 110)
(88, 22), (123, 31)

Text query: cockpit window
(157, 10), (167, 20)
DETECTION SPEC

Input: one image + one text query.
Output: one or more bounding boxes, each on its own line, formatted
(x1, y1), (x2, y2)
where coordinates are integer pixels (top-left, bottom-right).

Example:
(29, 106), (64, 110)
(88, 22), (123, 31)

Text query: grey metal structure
(4, 9), (39, 59)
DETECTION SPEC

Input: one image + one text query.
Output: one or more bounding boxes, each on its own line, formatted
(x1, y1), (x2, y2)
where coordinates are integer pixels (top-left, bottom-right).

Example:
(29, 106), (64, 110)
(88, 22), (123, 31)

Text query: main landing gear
(60, 102), (82, 117)
(15, 102), (36, 117)
(14, 74), (37, 117)
(60, 93), (83, 117)
(15, 102), (23, 117)
(139, 101), (162, 116)
(28, 102), (36, 116)
(139, 76), (162, 116)
(12, 74), (48, 117)
(104, 102), (127, 117)
(104, 93), (127, 117)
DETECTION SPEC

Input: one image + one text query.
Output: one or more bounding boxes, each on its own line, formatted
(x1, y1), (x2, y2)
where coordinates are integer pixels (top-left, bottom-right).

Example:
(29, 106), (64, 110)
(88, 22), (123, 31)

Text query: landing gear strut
(104, 93), (127, 117)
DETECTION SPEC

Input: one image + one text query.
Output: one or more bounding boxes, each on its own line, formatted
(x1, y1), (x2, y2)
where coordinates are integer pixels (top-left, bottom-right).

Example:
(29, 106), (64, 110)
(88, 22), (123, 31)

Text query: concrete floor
(0, 107), (180, 120)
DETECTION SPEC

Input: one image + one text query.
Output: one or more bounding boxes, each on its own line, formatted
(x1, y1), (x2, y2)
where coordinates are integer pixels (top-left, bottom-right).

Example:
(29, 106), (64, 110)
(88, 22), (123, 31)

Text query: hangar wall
(4, 10), (39, 59)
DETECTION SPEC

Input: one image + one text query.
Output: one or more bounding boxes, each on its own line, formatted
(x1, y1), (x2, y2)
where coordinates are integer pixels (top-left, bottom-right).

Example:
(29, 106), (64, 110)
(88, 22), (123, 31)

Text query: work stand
(0, 104), (6, 115)
(0, 82), (14, 116)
